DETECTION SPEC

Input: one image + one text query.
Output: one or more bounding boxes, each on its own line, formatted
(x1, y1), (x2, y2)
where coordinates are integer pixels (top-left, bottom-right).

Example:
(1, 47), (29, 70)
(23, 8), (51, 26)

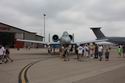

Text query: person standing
(98, 45), (103, 61)
(0, 45), (6, 63)
(5, 47), (13, 63)
(48, 45), (52, 55)
(77, 45), (84, 61)
(0, 45), (4, 64)
(60, 46), (64, 58)
(122, 45), (125, 57)
(75, 44), (78, 55)
(90, 43), (94, 58)
(105, 48), (110, 61)
(117, 45), (123, 57)
(63, 45), (70, 61)
(94, 44), (98, 59)
(84, 45), (89, 58)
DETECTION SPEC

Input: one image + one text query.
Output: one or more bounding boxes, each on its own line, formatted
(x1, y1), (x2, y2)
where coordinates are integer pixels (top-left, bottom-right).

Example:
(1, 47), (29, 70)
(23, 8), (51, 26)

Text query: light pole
(43, 14), (46, 42)
(48, 33), (50, 42)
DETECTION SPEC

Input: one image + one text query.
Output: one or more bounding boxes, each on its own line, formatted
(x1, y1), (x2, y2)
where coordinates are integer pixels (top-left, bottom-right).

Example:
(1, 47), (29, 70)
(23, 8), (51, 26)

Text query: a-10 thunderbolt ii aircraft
(48, 31), (75, 49)
(47, 31), (75, 55)
(16, 31), (75, 49)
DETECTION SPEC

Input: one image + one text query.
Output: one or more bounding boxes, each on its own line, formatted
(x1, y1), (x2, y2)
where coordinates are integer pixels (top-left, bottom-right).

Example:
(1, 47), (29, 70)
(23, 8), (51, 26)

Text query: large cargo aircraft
(91, 27), (125, 45)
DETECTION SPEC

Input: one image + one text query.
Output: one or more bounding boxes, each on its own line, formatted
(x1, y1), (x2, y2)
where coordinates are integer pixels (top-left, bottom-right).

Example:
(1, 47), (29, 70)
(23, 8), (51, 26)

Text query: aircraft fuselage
(60, 31), (71, 45)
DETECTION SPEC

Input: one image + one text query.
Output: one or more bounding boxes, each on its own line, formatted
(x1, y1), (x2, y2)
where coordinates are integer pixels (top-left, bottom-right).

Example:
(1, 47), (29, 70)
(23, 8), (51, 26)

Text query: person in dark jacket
(122, 45), (125, 57)
(94, 44), (98, 59)
(4, 47), (13, 63)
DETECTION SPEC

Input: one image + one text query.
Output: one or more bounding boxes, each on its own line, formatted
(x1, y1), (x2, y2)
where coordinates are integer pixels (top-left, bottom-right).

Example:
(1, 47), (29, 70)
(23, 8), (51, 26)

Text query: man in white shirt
(84, 45), (89, 57)
(77, 45), (84, 61)
(0, 45), (5, 63)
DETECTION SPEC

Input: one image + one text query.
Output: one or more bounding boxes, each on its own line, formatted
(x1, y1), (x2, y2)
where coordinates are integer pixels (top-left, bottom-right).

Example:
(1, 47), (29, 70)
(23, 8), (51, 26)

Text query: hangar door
(0, 32), (15, 48)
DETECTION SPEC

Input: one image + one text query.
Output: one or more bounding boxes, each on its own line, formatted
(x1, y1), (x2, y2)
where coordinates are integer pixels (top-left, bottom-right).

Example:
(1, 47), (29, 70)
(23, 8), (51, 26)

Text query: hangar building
(0, 22), (44, 48)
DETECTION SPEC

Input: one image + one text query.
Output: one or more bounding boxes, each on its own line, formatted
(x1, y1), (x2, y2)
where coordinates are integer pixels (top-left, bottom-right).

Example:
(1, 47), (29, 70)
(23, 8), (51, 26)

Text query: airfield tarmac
(0, 48), (125, 83)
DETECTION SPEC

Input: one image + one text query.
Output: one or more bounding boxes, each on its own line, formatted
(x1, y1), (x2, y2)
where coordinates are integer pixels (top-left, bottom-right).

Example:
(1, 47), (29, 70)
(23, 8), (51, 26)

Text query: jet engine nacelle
(52, 34), (59, 42)
(69, 35), (73, 41)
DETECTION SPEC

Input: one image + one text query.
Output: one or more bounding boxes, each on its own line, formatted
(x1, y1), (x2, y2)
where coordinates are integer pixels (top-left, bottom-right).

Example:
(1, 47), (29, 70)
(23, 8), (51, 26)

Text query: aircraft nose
(60, 36), (71, 44)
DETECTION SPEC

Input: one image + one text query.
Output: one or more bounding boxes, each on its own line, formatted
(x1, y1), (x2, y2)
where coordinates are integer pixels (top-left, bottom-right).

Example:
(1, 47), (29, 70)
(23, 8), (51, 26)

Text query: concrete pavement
(0, 48), (125, 83)
(74, 66), (125, 83)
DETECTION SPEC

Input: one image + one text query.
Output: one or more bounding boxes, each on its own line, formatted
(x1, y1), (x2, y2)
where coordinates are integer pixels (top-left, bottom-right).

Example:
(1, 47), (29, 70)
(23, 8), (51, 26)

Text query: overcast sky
(0, 0), (125, 42)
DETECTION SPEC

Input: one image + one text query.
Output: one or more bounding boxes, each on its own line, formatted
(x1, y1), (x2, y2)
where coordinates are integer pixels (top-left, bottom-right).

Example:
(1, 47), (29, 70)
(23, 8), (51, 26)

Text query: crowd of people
(59, 43), (112, 61)
(1, 43), (124, 64)
(76, 43), (112, 61)
(0, 45), (13, 64)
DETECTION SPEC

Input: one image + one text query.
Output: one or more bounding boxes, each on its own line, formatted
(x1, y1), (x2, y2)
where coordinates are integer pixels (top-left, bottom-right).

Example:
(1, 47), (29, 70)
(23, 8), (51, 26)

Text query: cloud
(85, 0), (125, 22)
(0, 0), (125, 42)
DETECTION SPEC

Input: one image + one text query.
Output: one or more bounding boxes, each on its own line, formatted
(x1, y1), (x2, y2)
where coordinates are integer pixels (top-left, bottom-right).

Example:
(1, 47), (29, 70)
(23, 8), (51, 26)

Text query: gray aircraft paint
(91, 28), (125, 45)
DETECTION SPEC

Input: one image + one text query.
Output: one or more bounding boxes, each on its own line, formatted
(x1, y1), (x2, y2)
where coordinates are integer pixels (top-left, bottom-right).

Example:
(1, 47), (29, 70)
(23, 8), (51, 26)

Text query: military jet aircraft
(49, 31), (75, 48)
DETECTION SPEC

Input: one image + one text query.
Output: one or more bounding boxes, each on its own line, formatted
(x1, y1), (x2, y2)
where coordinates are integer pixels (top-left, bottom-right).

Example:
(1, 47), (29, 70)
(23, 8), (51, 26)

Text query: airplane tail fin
(90, 27), (106, 39)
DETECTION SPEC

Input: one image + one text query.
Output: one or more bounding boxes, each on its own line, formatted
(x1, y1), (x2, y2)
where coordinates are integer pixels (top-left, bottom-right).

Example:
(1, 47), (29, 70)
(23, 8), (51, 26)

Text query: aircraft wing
(48, 39), (108, 46)
(17, 38), (109, 47)
(16, 39), (46, 44)
(78, 39), (108, 45)
(48, 41), (77, 48)
(96, 41), (114, 45)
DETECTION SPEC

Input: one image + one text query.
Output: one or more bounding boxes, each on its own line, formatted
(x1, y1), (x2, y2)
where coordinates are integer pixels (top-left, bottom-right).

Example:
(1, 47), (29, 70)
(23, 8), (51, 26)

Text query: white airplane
(16, 31), (75, 49)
